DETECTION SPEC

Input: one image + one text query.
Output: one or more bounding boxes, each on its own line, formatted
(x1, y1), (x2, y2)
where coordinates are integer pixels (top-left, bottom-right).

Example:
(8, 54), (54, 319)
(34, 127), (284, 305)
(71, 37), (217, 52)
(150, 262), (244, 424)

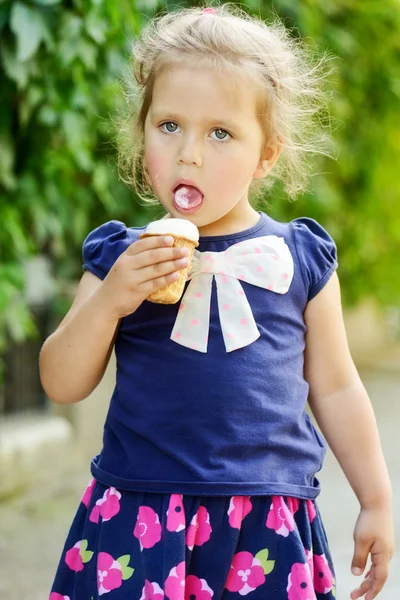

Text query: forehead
(150, 66), (261, 126)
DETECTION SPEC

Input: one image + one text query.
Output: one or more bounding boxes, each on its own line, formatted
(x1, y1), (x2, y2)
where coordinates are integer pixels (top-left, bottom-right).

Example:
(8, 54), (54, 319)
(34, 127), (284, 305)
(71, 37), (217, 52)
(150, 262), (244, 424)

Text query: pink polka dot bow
(171, 235), (294, 352)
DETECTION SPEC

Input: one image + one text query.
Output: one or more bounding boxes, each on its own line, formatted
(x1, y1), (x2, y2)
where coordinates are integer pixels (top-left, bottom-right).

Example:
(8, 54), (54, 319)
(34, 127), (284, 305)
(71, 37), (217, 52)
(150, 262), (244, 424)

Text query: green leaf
(255, 548), (275, 575)
(10, 2), (45, 62)
(116, 555), (131, 568)
(81, 550), (94, 563)
(0, 38), (30, 88)
(0, 132), (16, 190)
(85, 12), (107, 44)
(121, 566), (134, 580)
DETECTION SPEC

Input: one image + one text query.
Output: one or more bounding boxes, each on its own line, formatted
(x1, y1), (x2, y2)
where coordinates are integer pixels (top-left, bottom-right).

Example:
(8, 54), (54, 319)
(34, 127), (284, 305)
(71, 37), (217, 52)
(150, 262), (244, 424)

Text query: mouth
(172, 183), (204, 214)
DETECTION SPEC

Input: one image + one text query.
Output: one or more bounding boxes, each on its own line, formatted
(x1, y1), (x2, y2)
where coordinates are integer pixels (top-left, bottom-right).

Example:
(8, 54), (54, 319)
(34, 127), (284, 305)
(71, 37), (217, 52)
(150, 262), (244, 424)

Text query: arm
(303, 272), (394, 600)
(39, 271), (121, 405)
(39, 234), (190, 405)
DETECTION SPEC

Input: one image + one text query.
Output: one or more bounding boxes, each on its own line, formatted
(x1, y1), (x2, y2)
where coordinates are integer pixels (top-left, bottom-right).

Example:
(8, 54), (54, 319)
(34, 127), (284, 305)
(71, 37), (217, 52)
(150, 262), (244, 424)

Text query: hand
(350, 506), (395, 600)
(99, 235), (189, 319)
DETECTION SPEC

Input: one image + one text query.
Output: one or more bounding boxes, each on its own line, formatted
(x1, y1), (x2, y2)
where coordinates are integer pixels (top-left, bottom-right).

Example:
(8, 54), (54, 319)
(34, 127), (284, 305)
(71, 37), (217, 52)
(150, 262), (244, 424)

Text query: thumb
(351, 538), (371, 576)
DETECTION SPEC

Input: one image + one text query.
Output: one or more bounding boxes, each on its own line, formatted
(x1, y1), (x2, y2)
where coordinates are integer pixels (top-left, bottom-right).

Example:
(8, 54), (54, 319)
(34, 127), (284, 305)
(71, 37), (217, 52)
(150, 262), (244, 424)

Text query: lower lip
(172, 193), (204, 214)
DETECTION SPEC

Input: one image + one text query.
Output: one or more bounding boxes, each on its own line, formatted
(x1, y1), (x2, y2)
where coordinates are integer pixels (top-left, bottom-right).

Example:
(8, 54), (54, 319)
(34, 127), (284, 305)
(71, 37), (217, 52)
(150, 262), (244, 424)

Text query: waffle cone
(140, 234), (197, 304)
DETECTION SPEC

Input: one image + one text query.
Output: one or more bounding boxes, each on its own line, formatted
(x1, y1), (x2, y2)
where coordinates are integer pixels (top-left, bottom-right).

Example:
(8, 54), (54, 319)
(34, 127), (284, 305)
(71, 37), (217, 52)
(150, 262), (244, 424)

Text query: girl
(40, 5), (394, 600)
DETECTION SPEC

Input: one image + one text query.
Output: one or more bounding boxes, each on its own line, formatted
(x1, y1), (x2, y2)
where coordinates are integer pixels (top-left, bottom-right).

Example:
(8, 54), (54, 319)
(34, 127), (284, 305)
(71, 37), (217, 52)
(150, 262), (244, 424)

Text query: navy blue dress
(50, 212), (338, 599)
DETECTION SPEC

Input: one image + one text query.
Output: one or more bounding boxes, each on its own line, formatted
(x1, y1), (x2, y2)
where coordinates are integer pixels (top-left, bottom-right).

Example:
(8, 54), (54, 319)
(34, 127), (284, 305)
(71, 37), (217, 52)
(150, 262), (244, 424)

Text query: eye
(211, 128), (231, 143)
(159, 121), (179, 134)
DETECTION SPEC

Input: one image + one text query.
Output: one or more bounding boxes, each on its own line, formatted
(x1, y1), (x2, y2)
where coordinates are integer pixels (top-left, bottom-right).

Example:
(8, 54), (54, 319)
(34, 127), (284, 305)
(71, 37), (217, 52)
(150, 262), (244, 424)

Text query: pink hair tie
(202, 7), (217, 15)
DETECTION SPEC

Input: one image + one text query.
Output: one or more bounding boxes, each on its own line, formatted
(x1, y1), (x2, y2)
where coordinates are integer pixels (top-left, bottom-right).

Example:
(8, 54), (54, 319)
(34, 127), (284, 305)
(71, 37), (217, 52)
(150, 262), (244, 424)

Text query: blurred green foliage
(1, 0), (399, 376)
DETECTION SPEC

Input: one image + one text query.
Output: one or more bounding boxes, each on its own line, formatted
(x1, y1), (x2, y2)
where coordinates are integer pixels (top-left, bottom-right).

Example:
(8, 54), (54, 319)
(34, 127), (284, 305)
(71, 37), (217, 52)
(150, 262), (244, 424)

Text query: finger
(365, 559), (390, 600)
(130, 245), (190, 271)
(138, 270), (182, 296)
(350, 571), (373, 600)
(125, 235), (175, 256)
(137, 257), (190, 285)
(352, 538), (371, 575)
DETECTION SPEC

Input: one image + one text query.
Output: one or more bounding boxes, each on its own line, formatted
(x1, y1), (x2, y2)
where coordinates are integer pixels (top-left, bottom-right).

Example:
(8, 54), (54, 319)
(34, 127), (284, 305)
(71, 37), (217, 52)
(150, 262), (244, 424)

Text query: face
(143, 65), (278, 235)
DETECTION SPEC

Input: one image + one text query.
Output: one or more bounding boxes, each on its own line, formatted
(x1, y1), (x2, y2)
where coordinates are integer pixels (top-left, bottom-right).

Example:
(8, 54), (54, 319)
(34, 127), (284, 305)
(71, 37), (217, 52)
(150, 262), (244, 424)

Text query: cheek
(144, 149), (169, 188)
(213, 154), (253, 190)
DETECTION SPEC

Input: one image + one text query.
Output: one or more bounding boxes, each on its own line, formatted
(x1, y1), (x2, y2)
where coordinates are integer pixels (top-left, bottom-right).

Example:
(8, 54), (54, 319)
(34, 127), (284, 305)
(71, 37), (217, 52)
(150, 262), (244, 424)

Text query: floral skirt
(49, 478), (336, 600)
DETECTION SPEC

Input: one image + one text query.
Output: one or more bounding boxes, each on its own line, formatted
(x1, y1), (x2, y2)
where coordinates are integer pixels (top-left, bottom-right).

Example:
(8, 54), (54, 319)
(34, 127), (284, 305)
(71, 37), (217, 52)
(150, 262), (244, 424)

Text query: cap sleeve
(82, 220), (140, 280)
(291, 217), (338, 301)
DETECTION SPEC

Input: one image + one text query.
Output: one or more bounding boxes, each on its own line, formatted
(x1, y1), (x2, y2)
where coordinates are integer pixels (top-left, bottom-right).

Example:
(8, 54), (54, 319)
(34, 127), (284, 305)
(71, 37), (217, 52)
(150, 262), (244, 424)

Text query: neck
(198, 206), (260, 237)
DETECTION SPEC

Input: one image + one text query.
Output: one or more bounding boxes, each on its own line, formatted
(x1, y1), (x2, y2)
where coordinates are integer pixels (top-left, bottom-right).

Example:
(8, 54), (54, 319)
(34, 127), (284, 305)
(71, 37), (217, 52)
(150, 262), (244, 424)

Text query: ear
(253, 138), (282, 180)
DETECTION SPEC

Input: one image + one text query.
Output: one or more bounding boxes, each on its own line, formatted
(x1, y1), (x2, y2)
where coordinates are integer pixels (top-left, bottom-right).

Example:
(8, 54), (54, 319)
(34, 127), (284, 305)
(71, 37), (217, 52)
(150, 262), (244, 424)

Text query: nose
(177, 134), (203, 167)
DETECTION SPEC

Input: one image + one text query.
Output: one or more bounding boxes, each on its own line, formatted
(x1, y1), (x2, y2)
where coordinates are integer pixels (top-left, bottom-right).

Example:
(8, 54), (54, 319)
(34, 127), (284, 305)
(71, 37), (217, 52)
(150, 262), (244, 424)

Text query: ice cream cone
(140, 218), (199, 304)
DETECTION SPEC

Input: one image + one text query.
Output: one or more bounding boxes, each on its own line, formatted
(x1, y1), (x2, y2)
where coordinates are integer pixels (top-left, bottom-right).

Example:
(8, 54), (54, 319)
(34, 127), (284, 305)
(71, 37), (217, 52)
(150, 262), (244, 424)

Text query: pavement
(0, 368), (398, 600)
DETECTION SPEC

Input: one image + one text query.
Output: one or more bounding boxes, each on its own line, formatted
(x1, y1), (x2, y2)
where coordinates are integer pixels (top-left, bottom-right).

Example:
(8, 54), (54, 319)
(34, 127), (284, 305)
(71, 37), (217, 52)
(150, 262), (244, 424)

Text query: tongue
(174, 185), (203, 209)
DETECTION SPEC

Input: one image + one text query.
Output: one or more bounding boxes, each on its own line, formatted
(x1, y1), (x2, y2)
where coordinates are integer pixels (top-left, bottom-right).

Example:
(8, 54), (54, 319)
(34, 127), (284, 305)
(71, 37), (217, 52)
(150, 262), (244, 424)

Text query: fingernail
(352, 567), (362, 575)
(164, 236), (174, 245)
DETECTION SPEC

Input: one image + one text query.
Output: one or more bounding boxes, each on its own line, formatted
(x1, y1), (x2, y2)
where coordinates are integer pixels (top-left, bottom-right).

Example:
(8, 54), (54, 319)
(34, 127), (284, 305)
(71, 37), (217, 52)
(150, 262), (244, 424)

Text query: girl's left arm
(303, 271), (395, 600)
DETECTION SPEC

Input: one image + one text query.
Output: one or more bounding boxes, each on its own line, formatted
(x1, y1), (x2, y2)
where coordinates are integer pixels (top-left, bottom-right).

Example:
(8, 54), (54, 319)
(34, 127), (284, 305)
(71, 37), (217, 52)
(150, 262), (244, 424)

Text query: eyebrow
(151, 112), (242, 130)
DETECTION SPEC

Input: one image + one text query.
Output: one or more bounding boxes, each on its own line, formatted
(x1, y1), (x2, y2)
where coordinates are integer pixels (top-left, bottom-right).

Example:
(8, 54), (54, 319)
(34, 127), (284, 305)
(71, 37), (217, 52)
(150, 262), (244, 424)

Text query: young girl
(40, 5), (394, 600)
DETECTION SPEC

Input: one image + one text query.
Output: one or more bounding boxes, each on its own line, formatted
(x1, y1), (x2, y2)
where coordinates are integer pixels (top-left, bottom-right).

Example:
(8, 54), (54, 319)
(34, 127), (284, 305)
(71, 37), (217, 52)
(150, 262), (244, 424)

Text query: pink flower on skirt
(133, 505), (162, 550)
(49, 594), (70, 600)
(305, 549), (314, 580)
(185, 574), (214, 600)
(164, 561), (186, 600)
(227, 496), (253, 529)
(65, 544), (83, 571)
(65, 540), (93, 572)
(306, 500), (317, 523)
(186, 506), (212, 550)
(90, 487), (121, 523)
(225, 551), (265, 595)
(166, 494), (186, 532)
(139, 579), (164, 600)
(97, 552), (123, 595)
(81, 478), (96, 508)
(287, 563), (316, 600)
(313, 554), (334, 593)
(266, 496), (295, 537)
(286, 497), (300, 515)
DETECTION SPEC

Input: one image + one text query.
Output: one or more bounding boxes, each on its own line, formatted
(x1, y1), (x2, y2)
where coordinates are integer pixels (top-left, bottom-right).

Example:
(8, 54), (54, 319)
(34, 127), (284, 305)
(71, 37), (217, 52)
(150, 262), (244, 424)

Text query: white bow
(170, 235), (294, 353)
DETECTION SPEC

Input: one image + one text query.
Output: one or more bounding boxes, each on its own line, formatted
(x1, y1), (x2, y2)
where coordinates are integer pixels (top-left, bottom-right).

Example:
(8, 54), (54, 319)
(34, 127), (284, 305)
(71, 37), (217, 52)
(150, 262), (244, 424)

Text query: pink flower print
(306, 500), (317, 523)
(185, 574), (214, 600)
(266, 496), (295, 537)
(167, 494), (186, 532)
(164, 562), (186, 600)
(227, 496), (253, 529)
(49, 594), (70, 600)
(186, 506), (212, 550)
(90, 487), (121, 523)
(81, 478), (96, 507)
(133, 505), (162, 550)
(287, 563), (316, 600)
(97, 552), (123, 595)
(225, 551), (265, 595)
(305, 549), (314, 580)
(286, 497), (300, 515)
(65, 539), (93, 572)
(313, 554), (334, 594)
(81, 479), (96, 508)
(164, 564), (214, 600)
(140, 579), (165, 600)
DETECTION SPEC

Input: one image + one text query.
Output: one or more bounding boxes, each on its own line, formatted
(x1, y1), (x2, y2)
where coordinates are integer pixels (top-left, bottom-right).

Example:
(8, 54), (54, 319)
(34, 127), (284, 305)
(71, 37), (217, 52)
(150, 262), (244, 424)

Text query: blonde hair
(117, 3), (335, 205)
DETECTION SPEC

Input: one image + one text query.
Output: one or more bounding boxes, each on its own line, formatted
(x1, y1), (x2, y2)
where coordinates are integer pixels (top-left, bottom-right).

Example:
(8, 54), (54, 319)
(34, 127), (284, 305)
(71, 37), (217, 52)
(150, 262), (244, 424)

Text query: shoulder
(288, 216), (339, 302)
(82, 220), (146, 280)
